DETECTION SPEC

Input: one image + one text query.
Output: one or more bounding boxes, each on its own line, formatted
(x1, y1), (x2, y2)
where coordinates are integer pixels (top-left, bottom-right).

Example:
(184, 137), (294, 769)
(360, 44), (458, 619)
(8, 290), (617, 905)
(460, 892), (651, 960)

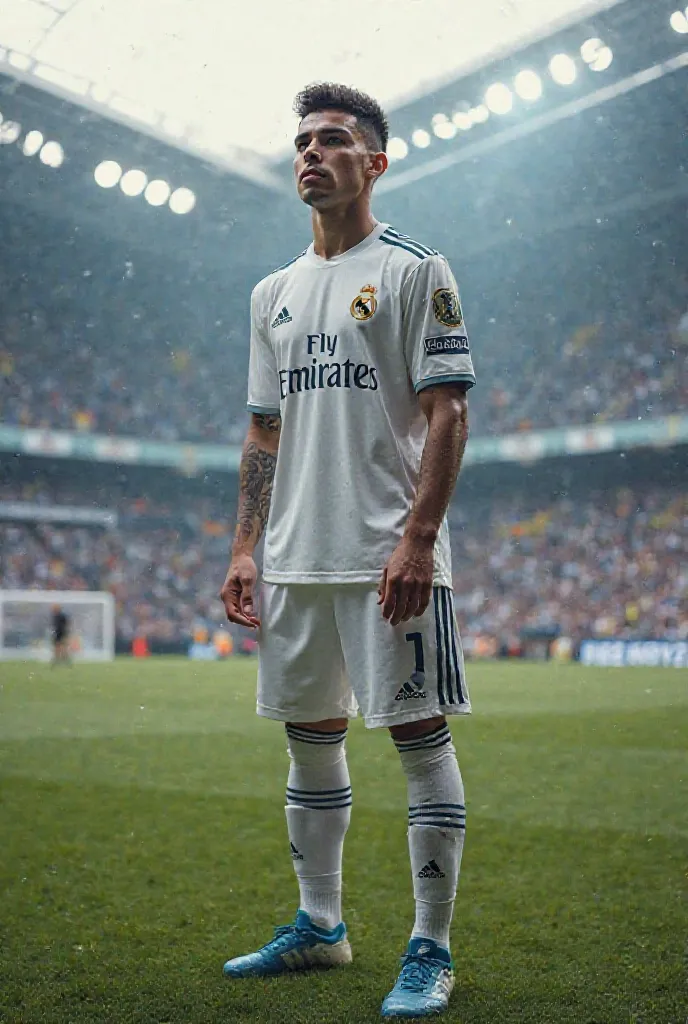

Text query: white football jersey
(247, 222), (476, 587)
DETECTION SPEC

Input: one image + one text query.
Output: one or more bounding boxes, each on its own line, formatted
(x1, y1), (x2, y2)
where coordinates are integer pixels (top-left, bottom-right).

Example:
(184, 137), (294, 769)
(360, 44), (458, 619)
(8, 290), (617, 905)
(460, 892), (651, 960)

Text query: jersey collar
(304, 222), (389, 268)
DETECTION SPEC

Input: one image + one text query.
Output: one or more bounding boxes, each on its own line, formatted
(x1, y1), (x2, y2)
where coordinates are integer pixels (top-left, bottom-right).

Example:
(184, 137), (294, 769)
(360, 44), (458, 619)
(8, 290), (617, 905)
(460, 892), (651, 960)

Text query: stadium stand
(1, 231), (685, 445)
(2, 478), (685, 651)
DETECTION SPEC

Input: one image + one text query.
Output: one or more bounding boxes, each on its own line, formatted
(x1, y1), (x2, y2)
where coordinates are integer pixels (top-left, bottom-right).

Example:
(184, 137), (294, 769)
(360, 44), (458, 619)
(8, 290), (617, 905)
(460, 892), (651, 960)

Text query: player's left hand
(377, 534), (434, 626)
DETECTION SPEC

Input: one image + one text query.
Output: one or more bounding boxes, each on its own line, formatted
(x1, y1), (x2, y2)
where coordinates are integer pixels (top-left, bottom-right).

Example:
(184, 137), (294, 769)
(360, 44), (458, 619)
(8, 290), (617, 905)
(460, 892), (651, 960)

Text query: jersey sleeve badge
(432, 288), (463, 328)
(350, 284), (378, 321)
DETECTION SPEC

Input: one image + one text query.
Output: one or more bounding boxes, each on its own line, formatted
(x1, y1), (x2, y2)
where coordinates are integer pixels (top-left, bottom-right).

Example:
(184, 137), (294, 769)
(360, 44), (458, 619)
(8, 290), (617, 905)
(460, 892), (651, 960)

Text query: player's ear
(367, 151), (388, 184)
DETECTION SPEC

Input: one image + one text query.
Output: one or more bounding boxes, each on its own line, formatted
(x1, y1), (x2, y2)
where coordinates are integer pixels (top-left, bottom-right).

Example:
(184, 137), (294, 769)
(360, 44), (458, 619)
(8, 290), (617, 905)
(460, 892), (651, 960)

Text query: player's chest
(267, 272), (400, 367)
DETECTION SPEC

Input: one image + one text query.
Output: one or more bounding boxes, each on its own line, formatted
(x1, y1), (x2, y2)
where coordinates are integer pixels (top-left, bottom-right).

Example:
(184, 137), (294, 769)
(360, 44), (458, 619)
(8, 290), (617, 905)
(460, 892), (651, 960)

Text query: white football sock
(284, 724), (351, 932)
(395, 723), (466, 951)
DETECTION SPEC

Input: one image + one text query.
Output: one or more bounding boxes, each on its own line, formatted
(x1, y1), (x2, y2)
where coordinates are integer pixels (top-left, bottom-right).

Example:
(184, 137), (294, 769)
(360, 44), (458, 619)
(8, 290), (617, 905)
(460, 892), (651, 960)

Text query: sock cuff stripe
(409, 803), (466, 811)
(287, 786), (351, 796)
(394, 723), (450, 747)
(408, 820), (465, 829)
(286, 726), (347, 745)
(287, 796), (353, 809)
(286, 724), (346, 741)
(394, 731), (452, 753)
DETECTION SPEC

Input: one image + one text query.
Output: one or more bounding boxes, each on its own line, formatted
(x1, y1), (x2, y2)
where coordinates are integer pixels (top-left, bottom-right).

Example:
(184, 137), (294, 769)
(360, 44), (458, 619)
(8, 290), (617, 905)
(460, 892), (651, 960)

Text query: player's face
(294, 110), (380, 208)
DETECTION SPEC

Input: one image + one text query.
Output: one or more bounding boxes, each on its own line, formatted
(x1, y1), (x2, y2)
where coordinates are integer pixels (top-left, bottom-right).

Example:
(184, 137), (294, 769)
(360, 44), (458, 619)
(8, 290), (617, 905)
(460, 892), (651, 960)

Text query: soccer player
(51, 605), (70, 665)
(220, 83), (475, 1018)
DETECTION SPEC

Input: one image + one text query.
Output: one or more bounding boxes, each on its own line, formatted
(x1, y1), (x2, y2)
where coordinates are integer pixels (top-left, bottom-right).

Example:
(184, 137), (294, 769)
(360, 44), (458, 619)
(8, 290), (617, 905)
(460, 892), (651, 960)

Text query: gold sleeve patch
(432, 288), (463, 328)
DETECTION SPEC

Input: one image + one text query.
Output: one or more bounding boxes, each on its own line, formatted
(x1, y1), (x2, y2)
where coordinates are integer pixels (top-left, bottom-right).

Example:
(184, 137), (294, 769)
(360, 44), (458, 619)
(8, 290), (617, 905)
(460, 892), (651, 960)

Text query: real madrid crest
(432, 287), (463, 328)
(350, 284), (377, 321)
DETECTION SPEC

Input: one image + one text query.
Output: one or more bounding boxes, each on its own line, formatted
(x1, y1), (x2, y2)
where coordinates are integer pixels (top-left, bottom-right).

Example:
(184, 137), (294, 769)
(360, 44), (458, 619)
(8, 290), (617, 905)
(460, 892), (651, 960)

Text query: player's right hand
(220, 554), (260, 629)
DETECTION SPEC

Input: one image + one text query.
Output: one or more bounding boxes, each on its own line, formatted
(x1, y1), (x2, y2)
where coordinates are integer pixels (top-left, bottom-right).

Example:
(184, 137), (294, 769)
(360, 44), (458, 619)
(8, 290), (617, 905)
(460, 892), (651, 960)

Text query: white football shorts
(256, 583), (471, 729)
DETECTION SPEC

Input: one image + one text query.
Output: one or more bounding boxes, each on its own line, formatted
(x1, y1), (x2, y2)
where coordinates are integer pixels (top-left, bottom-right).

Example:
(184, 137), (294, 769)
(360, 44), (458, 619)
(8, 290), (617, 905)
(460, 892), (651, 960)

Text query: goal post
(0, 590), (115, 662)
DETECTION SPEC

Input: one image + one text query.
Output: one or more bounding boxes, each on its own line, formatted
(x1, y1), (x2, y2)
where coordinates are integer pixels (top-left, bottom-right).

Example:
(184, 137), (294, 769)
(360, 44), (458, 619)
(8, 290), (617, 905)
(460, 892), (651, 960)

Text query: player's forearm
(232, 416), (280, 556)
(404, 393), (469, 545)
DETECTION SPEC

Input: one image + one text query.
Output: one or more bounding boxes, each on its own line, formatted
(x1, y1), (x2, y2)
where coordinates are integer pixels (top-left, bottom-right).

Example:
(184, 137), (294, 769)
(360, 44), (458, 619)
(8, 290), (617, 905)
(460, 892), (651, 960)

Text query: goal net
(0, 590), (115, 661)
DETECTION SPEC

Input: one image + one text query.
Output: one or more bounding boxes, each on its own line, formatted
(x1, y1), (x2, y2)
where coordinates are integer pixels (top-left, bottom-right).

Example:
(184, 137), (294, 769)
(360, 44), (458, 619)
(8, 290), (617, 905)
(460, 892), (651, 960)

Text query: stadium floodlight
(168, 187), (196, 214)
(431, 114), (457, 140)
(514, 69), (543, 101)
(22, 130), (44, 156)
(549, 53), (577, 85)
(469, 104), (489, 124)
(670, 10), (688, 32)
(411, 129), (431, 148)
(144, 179), (171, 206)
(39, 141), (64, 168)
(120, 168), (148, 197)
(434, 121), (457, 140)
(485, 82), (513, 115)
(452, 110), (473, 131)
(94, 160), (122, 188)
(387, 137), (409, 161)
(580, 38), (613, 71)
(0, 120), (21, 145)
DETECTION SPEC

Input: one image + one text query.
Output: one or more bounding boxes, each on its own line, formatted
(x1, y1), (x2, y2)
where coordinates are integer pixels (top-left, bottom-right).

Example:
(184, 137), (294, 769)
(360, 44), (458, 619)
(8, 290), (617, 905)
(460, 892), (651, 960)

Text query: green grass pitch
(0, 659), (686, 1024)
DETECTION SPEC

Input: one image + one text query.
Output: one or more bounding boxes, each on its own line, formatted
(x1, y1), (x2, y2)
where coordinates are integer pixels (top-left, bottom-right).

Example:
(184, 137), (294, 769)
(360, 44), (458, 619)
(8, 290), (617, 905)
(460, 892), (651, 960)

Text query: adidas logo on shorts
(395, 675), (426, 701)
(417, 860), (445, 879)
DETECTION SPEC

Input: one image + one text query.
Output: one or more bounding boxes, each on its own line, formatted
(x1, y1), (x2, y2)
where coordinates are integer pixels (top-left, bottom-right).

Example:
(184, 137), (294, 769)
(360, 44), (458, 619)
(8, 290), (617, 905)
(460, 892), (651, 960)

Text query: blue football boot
(223, 909), (352, 978)
(381, 937), (455, 1018)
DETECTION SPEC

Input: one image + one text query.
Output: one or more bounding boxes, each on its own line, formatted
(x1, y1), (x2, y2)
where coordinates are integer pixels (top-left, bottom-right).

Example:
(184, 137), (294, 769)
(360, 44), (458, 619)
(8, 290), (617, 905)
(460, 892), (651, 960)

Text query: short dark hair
(293, 82), (389, 153)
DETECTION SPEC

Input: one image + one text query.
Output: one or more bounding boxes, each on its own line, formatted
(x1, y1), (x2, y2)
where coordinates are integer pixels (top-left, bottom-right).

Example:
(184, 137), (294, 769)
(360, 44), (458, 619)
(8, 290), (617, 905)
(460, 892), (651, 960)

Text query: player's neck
(311, 202), (378, 261)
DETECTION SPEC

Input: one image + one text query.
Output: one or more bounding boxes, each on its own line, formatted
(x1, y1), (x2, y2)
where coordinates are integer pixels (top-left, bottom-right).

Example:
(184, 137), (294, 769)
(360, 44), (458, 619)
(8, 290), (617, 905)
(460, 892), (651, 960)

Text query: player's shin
(395, 723), (466, 951)
(284, 724), (352, 931)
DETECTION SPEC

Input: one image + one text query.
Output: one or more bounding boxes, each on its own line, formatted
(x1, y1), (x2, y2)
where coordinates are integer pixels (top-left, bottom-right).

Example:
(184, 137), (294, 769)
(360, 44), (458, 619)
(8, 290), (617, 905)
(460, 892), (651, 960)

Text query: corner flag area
(0, 659), (685, 1023)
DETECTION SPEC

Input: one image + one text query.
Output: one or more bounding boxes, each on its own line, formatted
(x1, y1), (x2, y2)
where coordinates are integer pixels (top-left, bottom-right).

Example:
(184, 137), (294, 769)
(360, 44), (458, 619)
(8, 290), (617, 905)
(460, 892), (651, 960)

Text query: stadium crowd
(2, 484), (685, 650)
(1, 261), (686, 444)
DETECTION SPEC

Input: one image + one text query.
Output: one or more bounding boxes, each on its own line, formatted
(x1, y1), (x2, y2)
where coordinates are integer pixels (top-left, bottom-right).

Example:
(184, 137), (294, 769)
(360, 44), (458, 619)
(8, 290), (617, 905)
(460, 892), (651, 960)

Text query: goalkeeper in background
(51, 605), (70, 665)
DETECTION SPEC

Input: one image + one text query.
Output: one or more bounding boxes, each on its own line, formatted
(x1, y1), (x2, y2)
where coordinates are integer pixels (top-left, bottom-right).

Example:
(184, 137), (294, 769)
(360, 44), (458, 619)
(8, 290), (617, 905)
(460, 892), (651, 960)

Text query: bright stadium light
(434, 121), (457, 140)
(580, 38), (613, 71)
(452, 110), (473, 131)
(431, 113), (457, 140)
(120, 168), (148, 197)
(168, 187), (196, 215)
(387, 137), (409, 161)
(144, 179), (171, 206)
(469, 104), (489, 124)
(94, 160), (122, 188)
(514, 69), (543, 101)
(39, 140), (64, 168)
(22, 130), (44, 156)
(549, 53), (577, 85)
(485, 82), (513, 115)
(670, 10), (688, 32)
(0, 120), (21, 144)
(411, 128), (431, 148)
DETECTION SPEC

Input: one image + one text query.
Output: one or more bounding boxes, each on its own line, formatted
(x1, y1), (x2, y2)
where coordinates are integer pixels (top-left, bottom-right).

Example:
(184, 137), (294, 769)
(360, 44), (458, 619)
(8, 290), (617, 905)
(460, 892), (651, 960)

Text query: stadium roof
(0, 0), (624, 184)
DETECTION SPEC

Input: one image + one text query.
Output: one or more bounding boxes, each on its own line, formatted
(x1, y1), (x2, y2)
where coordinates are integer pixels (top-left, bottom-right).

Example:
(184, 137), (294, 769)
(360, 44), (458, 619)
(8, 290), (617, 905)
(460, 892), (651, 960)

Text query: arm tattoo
(235, 441), (277, 546)
(252, 413), (281, 433)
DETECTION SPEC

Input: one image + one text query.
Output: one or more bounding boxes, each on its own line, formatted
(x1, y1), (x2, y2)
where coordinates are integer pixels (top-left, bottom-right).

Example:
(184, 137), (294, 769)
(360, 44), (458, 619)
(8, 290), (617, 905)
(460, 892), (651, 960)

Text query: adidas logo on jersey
(290, 842), (304, 861)
(271, 306), (293, 328)
(418, 860), (445, 879)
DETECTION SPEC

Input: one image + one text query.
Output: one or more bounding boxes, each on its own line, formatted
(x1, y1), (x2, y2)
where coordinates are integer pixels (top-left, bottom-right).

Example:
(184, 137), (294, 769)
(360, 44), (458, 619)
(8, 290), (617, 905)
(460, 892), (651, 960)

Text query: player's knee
(286, 718), (348, 733)
(389, 715), (446, 743)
